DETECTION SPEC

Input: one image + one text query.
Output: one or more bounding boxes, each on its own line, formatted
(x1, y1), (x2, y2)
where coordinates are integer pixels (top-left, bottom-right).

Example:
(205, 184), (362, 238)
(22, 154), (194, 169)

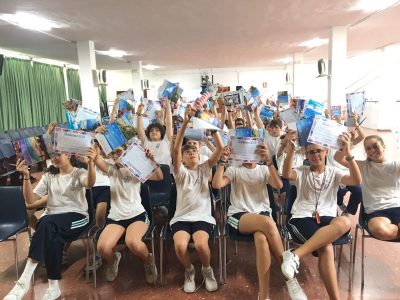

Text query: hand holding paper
(255, 144), (271, 162)
(337, 132), (352, 156)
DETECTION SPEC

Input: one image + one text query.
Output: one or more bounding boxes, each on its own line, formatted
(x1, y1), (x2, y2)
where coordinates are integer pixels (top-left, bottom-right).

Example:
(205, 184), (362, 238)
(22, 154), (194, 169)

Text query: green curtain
(67, 68), (82, 100)
(98, 85), (108, 117)
(0, 57), (67, 132)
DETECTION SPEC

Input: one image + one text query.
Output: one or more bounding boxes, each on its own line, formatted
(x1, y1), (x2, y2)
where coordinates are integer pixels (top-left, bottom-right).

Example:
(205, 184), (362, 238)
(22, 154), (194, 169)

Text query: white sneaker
(281, 250), (300, 280)
(3, 281), (30, 300)
(41, 287), (61, 300)
(201, 266), (218, 292)
(106, 252), (121, 282)
(183, 265), (195, 293)
(144, 254), (158, 284)
(286, 278), (308, 300)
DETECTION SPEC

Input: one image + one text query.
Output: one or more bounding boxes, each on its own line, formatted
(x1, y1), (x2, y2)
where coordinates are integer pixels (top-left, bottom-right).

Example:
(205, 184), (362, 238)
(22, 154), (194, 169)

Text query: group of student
(3, 95), (400, 300)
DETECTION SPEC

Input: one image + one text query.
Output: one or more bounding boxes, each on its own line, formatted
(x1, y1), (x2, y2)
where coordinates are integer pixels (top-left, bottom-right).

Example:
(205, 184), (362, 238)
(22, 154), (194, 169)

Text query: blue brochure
(296, 117), (314, 147)
(104, 122), (126, 150)
(303, 99), (325, 118)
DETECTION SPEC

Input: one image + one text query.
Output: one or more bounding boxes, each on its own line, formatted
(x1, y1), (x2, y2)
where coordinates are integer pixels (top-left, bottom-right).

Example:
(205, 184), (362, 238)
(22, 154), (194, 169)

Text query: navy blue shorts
(92, 186), (110, 207)
(365, 207), (400, 225)
(171, 221), (215, 237)
(228, 211), (271, 234)
(106, 212), (149, 229)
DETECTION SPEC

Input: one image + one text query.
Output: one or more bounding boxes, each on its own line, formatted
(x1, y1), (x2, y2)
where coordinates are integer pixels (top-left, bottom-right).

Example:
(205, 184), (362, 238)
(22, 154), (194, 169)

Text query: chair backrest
(284, 185), (297, 220)
(167, 183), (177, 222)
(0, 186), (29, 240)
(144, 164), (173, 206)
(140, 184), (154, 224)
(85, 188), (95, 227)
(6, 129), (21, 141)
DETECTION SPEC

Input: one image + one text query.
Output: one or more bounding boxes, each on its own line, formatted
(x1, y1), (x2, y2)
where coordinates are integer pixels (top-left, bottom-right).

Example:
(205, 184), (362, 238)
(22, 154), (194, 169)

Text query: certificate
(54, 128), (93, 156)
(279, 108), (300, 124)
(184, 128), (205, 141)
(75, 105), (100, 122)
(117, 143), (158, 183)
(229, 136), (264, 163)
(307, 115), (347, 150)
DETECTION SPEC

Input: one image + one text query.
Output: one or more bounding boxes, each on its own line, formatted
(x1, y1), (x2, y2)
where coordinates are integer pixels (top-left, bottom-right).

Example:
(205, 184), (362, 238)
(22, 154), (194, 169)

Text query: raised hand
(220, 146), (231, 161)
(16, 159), (30, 177)
(338, 132), (352, 156)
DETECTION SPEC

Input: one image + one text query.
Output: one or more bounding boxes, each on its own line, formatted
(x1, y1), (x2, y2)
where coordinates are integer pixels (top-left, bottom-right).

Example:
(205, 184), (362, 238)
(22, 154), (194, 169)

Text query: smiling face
(50, 153), (71, 168)
(364, 136), (385, 162)
(305, 144), (327, 167)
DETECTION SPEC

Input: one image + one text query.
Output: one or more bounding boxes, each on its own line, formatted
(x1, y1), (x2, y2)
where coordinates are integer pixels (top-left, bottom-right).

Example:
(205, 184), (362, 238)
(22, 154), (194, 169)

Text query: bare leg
(125, 221), (150, 263)
(97, 224), (125, 264)
(368, 217), (400, 240)
(95, 202), (107, 228)
(318, 244), (340, 300)
(254, 231), (271, 300)
(192, 230), (211, 267)
(173, 231), (192, 268)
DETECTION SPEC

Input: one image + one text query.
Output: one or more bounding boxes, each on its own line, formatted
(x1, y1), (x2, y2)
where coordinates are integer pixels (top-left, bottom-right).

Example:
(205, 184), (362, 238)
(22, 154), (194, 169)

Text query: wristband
(24, 177), (30, 181)
(345, 155), (354, 161)
(265, 160), (273, 166)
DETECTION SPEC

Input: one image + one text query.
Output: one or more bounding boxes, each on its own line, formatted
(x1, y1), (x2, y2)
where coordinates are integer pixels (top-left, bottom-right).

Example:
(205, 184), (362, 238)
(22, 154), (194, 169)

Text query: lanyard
(310, 168), (327, 212)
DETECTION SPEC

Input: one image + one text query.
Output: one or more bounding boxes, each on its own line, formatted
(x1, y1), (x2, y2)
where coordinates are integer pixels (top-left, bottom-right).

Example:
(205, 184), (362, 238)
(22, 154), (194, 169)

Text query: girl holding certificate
(5, 150), (97, 300)
(171, 105), (223, 294)
(281, 130), (361, 300)
(91, 147), (162, 284)
(335, 135), (400, 241)
(212, 146), (307, 300)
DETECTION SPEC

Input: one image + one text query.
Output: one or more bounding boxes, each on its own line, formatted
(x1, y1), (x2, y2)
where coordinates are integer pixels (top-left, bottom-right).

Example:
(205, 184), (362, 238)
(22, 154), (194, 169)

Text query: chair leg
(92, 238), (97, 288)
(218, 236), (223, 284)
(337, 245), (343, 271)
(160, 238), (164, 286)
(223, 236), (227, 283)
(353, 226), (359, 275)
(85, 239), (89, 282)
(361, 232), (365, 287)
(151, 237), (156, 285)
(13, 238), (19, 280)
(349, 241), (353, 291)
(234, 240), (238, 255)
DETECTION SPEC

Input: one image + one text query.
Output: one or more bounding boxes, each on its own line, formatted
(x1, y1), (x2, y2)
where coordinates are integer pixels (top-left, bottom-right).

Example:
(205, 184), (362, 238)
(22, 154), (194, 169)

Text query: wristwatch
(345, 155), (354, 161)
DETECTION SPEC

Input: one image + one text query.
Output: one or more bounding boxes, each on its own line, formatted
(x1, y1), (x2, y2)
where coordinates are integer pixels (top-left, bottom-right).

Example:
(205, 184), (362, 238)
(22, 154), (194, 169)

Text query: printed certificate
(229, 136), (264, 163)
(54, 128), (93, 156)
(307, 115), (347, 150)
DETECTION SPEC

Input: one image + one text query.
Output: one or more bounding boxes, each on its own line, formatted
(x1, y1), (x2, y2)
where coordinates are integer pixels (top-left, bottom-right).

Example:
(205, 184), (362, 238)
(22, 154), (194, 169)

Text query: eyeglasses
(306, 149), (324, 156)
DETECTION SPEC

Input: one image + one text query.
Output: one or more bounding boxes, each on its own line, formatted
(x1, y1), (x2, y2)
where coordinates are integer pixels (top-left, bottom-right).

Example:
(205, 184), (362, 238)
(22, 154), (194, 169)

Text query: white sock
(202, 265), (211, 271)
(48, 279), (59, 290)
(20, 258), (38, 284)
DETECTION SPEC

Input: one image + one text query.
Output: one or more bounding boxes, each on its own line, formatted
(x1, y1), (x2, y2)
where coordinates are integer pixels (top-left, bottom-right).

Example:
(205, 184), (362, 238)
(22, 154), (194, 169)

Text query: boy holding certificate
(91, 145), (163, 284)
(281, 130), (361, 300)
(171, 105), (223, 293)
(212, 145), (307, 300)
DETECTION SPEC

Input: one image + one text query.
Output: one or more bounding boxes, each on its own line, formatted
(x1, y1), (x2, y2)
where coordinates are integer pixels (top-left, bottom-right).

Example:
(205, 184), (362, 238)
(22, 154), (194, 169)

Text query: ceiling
(0, 0), (400, 71)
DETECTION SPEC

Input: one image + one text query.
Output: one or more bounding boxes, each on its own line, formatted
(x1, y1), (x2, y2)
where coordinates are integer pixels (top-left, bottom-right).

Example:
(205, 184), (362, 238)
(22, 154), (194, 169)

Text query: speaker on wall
(0, 54), (4, 76)
(141, 79), (149, 90)
(316, 59), (330, 78)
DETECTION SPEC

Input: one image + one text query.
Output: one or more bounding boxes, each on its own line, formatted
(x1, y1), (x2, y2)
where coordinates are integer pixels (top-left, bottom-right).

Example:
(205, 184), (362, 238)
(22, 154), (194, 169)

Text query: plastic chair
(6, 129), (21, 141)
(159, 183), (222, 286)
(143, 164), (172, 207)
(284, 184), (354, 290)
(353, 203), (400, 287)
(0, 186), (30, 279)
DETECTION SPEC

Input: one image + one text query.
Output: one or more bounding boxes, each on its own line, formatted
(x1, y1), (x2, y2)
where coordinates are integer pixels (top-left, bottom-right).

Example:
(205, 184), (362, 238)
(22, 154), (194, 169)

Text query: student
(171, 105), (223, 293)
(136, 98), (173, 169)
(281, 130), (361, 300)
(335, 135), (400, 241)
(265, 119), (283, 158)
(4, 149), (96, 300)
(212, 146), (307, 300)
(91, 137), (163, 284)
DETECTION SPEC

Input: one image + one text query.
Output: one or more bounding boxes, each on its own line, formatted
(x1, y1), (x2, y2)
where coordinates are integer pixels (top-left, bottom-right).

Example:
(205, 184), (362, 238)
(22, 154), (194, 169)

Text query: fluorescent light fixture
(97, 49), (127, 58)
(299, 38), (329, 48)
(277, 57), (293, 64)
(351, 0), (399, 12)
(0, 12), (59, 31)
(142, 64), (160, 70)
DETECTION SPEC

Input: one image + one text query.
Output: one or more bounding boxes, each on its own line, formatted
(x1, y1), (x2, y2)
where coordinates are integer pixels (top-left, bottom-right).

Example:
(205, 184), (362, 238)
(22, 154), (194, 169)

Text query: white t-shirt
(224, 165), (271, 216)
(199, 145), (213, 158)
(33, 167), (88, 218)
(276, 151), (305, 176)
(290, 165), (346, 219)
(170, 162), (215, 225)
(107, 165), (145, 221)
(144, 136), (172, 170)
(357, 160), (400, 214)
(266, 135), (281, 157)
(94, 157), (111, 187)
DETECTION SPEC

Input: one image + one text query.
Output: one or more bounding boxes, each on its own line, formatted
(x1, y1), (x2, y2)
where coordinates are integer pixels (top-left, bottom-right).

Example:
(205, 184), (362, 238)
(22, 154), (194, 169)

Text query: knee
(318, 244), (334, 256)
(126, 239), (143, 254)
(368, 223), (392, 240)
(253, 232), (269, 250)
(97, 241), (113, 255)
(174, 241), (188, 256)
(261, 217), (278, 234)
(334, 216), (351, 233)
(194, 239), (210, 254)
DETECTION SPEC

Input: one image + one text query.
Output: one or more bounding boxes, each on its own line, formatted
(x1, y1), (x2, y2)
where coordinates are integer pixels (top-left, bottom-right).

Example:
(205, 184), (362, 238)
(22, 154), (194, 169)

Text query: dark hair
(181, 144), (198, 154)
(234, 118), (245, 126)
(145, 123), (166, 141)
(269, 119), (283, 129)
(46, 154), (78, 175)
(364, 135), (385, 146)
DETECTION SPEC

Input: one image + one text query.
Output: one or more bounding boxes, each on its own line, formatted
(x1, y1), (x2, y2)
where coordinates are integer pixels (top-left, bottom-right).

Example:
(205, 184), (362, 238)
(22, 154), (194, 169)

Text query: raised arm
(338, 132), (362, 186)
(173, 105), (192, 175)
(254, 102), (265, 129)
(212, 146), (232, 189)
(227, 110), (234, 129)
(351, 113), (366, 146)
(243, 109), (253, 129)
(145, 149), (164, 181)
(84, 147), (97, 187)
(256, 143), (283, 190)
(282, 130), (297, 181)
(220, 103), (227, 129)
(16, 159), (41, 204)
(164, 98), (173, 141)
(136, 104), (146, 144)
(207, 131), (224, 168)
(109, 98), (119, 123)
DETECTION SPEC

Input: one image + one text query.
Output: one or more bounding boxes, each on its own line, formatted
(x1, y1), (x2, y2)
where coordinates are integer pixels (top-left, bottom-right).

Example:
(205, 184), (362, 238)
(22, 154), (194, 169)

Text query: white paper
(229, 136), (264, 163)
(287, 122), (297, 131)
(279, 108), (300, 124)
(307, 115), (347, 150)
(131, 115), (151, 129)
(95, 133), (113, 155)
(118, 89), (135, 101)
(117, 143), (157, 183)
(184, 128), (205, 141)
(191, 117), (221, 131)
(54, 128), (93, 156)
(75, 105), (100, 122)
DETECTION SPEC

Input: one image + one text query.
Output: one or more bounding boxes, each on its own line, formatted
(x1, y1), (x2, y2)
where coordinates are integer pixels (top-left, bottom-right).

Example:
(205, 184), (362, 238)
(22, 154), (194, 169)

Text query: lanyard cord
(310, 168), (327, 211)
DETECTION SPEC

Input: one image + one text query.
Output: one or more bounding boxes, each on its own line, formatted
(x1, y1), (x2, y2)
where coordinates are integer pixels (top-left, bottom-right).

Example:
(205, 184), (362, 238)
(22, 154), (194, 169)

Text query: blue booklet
(296, 117), (314, 147)
(95, 122), (127, 155)
(249, 86), (260, 98)
(303, 99), (325, 118)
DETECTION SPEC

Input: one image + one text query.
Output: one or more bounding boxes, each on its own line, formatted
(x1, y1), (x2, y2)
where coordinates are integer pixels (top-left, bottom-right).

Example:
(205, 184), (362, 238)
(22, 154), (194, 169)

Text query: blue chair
(6, 129), (21, 141)
(0, 186), (30, 279)
(143, 164), (172, 207)
(353, 203), (400, 287)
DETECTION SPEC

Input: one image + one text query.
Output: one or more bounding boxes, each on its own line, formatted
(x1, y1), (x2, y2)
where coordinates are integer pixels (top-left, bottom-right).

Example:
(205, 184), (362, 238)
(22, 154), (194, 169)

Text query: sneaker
(183, 265), (195, 293)
(281, 250), (300, 280)
(3, 281), (30, 300)
(144, 254), (158, 284)
(41, 287), (61, 300)
(105, 252), (121, 282)
(201, 266), (218, 292)
(286, 278), (308, 300)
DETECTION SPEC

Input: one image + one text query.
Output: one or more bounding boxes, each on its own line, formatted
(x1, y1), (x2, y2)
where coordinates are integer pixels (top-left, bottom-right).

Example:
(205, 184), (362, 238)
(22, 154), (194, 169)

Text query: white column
(328, 26), (347, 108)
(76, 40), (100, 113)
(292, 53), (304, 97)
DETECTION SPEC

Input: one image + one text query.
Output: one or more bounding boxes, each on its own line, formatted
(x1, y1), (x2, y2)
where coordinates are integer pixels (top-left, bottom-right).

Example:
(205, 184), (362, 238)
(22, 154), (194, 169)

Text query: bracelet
(218, 159), (228, 164)
(345, 155), (355, 162)
(265, 160), (273, 166)
(137, 113), (142, 116)
(23, 177), (30, 181)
